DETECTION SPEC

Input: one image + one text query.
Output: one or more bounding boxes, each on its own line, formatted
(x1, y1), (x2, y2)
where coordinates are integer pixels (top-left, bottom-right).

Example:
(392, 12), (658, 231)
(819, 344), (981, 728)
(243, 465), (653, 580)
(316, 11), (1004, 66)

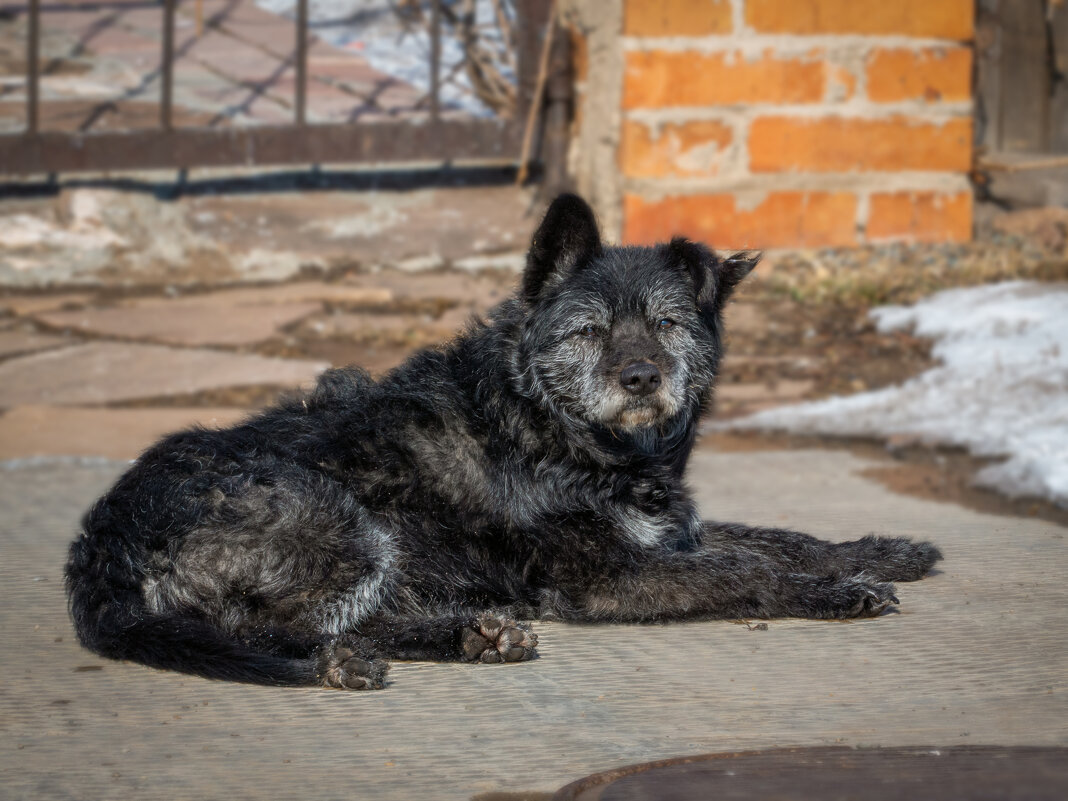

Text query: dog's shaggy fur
(66, 194), (941, 689)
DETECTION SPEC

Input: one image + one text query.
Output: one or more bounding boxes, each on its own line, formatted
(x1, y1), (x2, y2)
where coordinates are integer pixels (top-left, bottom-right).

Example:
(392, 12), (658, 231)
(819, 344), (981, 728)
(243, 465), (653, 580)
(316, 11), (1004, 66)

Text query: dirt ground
(1, 182), (1067, 527)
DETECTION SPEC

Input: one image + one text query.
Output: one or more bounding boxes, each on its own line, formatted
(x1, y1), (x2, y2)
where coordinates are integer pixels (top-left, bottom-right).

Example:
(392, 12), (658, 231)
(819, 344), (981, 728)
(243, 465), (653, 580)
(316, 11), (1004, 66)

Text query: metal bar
(161, 0), (175, 130)
(295, 0), (307, 125)
(515, 0), (554, 184)
(429, 0), (441, 122)
(541, 7), (572, 193)
(514, 0), (551, 129)
(27, 0), (41, 133)
(0, 119), (522, 175)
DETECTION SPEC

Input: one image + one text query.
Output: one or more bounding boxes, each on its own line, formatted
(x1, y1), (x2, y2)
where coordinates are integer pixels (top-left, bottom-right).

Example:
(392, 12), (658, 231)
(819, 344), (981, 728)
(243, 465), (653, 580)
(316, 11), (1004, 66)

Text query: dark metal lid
(554, 746), (1068, 801)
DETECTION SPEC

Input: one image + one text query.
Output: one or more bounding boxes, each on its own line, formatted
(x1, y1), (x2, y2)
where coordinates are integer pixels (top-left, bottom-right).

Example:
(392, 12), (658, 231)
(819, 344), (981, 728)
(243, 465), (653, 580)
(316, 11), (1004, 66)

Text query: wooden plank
(997, 0), (1050, 153)
(1050, 1), (1068, 152)
(974, 0), (1002, 150)
(0, 119), (521, 176)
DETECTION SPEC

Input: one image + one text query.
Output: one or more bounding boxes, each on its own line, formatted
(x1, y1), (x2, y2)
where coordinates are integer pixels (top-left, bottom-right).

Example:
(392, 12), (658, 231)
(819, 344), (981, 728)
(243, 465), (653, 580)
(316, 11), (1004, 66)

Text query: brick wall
(595, 0), (975, 249)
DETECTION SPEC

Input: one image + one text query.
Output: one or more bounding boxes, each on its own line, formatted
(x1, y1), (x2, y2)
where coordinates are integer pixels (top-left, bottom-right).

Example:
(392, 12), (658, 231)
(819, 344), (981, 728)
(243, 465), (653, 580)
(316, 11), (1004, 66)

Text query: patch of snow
(392, 252), (445, 272)
(236, 249), (325, 281)
(452, 251), (526, 271)
(725, 281), (1068, 508)
(303, 201), (407, 238)
(0, 213), (126, 251)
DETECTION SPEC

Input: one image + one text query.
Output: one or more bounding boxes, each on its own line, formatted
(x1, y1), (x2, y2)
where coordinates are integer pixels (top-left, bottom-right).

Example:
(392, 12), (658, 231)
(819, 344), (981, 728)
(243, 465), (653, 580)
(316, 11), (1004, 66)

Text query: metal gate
(0, 0), (566, 177)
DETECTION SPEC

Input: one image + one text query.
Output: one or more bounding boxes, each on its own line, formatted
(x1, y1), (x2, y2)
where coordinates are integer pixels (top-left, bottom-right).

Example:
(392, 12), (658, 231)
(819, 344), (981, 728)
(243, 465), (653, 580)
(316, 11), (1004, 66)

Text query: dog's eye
(657, 318), (675, 330)
(577, 324), (598, 339)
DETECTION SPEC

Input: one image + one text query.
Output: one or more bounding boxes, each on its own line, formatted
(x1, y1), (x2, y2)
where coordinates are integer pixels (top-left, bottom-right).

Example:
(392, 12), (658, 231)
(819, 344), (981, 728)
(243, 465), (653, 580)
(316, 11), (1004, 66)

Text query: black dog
(66, 194), (941, 690)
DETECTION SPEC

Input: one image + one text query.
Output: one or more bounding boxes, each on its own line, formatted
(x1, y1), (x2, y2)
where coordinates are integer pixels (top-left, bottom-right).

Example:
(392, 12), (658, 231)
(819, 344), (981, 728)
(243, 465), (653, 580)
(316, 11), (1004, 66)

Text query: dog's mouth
(616, 404), (661, 428)
(607, 394), (673, 430)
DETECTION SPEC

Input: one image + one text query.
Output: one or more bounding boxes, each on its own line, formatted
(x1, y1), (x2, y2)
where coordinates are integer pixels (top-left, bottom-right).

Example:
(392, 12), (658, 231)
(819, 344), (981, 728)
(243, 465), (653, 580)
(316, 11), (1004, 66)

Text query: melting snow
(726, 281), (1068, 508)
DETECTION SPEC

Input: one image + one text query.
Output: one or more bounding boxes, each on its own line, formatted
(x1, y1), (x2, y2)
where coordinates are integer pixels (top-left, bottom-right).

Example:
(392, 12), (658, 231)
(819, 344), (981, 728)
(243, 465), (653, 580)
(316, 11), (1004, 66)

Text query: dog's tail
(65, 513), (319, 688)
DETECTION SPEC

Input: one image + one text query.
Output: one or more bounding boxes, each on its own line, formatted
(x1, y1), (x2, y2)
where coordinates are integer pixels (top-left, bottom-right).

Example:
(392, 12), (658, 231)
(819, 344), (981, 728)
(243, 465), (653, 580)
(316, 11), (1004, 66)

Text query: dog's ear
(524, 194), (602, 302)
(719, 252), (760, 302)
(668, 238), (758, 309)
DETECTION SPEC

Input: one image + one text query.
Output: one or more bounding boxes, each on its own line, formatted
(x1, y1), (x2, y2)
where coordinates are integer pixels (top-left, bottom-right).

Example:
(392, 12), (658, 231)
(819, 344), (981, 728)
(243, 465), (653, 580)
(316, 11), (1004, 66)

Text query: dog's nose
(620, 362), (662, 396)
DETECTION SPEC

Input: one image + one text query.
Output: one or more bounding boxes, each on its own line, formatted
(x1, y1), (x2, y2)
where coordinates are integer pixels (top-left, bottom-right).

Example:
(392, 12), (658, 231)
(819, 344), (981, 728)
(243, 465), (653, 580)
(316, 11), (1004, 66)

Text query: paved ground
(2, 445), (1065, 799)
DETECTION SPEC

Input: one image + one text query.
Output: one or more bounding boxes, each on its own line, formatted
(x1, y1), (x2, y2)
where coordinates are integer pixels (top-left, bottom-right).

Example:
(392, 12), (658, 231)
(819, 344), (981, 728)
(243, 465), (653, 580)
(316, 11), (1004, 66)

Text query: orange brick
(624, 0), (733, 36)
(623, 191), (858, 249)
(620, 119), (733, 178)
(867, 191), (972, 242)
(624, 50), (828, 108)
(746, 0), (973, 39)
(748, 116), (972, 172)
(866, 47), (972, 103)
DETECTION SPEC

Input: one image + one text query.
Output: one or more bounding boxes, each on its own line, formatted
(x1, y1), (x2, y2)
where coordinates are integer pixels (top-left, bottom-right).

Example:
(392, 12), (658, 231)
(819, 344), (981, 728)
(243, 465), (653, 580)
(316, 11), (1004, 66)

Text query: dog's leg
(701, 523), (942, 583)
(353, 616), (538, 664)
(547, 543), (901, 622)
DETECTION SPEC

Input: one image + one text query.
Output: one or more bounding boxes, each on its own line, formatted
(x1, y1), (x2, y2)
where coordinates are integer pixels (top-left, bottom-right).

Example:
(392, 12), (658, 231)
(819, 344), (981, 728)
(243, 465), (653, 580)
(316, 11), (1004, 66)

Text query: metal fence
(0, 0), (566, 177)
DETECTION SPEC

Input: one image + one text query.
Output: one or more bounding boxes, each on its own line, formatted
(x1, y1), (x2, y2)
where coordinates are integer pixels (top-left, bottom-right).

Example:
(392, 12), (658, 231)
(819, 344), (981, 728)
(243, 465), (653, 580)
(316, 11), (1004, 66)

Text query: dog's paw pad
(462, 616), (538, 663)
(319, 646), (388, 690)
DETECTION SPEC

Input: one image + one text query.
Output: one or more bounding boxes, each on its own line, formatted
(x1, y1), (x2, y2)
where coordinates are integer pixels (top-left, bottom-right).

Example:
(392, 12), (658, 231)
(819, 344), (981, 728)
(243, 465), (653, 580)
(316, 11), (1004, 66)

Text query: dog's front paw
(318, 645), (389, 690)
(461, 616), (538, 663)
(802, 574), (899, 619)
(845, 578), (899, 618)
(834, 575), (900, 618)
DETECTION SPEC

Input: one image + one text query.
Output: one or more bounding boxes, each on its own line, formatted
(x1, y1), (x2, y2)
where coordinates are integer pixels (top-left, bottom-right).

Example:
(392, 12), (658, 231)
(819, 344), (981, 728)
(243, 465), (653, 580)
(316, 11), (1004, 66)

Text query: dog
(66, 194), (941, 690)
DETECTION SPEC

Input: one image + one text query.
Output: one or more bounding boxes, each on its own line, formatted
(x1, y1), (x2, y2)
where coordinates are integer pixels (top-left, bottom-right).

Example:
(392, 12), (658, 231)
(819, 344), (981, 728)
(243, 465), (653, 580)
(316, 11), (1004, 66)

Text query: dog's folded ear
(720, 252), (760, 298)
(524, 194), (602, 302)
(668, 237), (759, 309)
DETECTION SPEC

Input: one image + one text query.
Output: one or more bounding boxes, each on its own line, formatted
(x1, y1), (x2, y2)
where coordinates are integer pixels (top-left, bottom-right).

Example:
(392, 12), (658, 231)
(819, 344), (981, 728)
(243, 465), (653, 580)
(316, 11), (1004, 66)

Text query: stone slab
(345, 270), (516, 310)
(36, 300), (323, 346)
(0, 448), (1064, 799)
(0, 293), (94, 316)
(0, 343), (327, 408)
(308, 306), (476, 344)
(0, 406), (249, 461)
(0, 329), (70, 359)
(28, 284), (397, 347)
(150, 283), (394, 307)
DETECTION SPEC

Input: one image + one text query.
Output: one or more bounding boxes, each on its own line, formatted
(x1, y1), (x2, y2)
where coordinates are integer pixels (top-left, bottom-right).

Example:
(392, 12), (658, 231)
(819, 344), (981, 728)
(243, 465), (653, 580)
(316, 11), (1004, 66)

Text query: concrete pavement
(2, 444), (1064, 799)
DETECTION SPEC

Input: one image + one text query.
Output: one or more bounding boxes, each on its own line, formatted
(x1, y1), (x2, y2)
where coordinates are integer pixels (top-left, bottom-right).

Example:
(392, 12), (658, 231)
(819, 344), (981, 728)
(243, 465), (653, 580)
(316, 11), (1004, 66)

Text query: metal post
(541, 11), (572, 193)
(296, 0), (308, 125)
(27, 0), (40, 133)
(161, 0), (175, 130)
(515, 0), (550, 134)
(430, 0), (441, 122)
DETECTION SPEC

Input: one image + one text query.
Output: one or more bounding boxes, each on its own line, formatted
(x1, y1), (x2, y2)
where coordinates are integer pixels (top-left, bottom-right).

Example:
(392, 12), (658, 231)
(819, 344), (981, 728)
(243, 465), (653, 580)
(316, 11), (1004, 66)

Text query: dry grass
(750, 236), (1068, 307)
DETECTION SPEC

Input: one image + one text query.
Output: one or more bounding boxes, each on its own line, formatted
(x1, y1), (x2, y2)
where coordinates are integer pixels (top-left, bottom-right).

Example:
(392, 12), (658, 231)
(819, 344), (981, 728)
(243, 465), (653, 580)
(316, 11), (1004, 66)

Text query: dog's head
(516, 194), (757, 433)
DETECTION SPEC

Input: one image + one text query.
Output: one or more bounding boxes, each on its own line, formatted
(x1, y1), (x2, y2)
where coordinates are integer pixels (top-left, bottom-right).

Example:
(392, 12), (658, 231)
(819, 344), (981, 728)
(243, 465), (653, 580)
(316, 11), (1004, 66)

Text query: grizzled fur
(66, 194), (942, 690)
